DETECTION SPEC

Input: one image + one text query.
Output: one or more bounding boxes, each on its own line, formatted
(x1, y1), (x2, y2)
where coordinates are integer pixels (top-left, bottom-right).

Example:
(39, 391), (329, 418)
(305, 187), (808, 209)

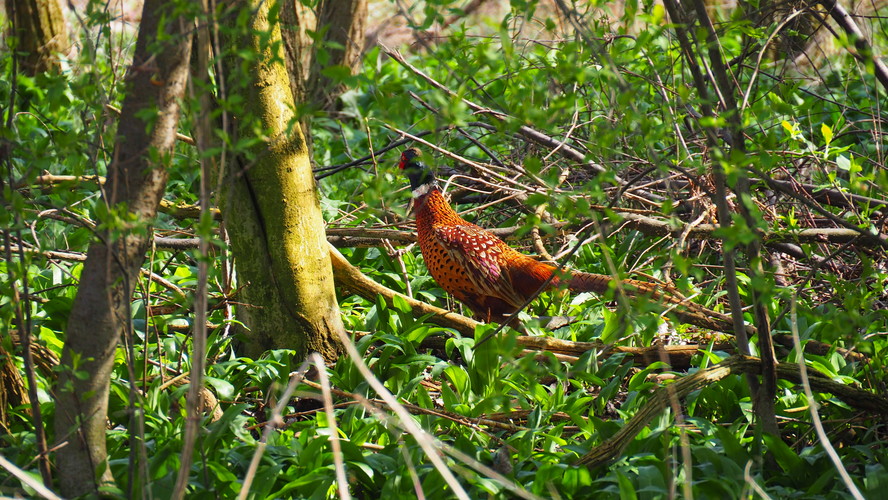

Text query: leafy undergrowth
(3, 0), (888, 498)
(6, 292), (888, 498)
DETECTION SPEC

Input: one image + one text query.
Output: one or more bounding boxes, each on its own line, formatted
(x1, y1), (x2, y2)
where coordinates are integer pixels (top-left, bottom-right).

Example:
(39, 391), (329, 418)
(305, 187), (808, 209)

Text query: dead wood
(575, 355), (888, 469)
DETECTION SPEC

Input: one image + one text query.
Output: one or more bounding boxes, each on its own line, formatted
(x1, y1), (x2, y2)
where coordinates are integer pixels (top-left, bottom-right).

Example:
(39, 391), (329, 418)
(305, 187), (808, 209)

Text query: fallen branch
(414, 332), (863, 370)
(617, 211), (865, 245)
(327, 211), (864, 249)
(575, 355), (888, 468)
(301, 379), (529, 434)
(353, 328), (733, 370)
(330, 238), (747, 335)
(331, 241), (740, 336)
(329, 244), (480, 336)
(760, 178), (887, 212)
(751, 167), (888, 250)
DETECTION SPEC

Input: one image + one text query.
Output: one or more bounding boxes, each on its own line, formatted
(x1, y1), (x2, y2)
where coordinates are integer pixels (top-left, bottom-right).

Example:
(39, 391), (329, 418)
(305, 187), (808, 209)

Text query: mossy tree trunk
(219, 0), (344, 361)
(52, 1), (192, 496)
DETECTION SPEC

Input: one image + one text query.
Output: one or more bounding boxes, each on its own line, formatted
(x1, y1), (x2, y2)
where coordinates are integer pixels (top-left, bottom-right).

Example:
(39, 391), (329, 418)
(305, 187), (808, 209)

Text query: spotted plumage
(398, 147), (739, 332)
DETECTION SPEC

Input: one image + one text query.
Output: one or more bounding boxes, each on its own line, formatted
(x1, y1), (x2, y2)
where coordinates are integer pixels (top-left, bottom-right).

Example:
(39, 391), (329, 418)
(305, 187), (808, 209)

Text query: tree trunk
(10, 0), (71, 74)
(280, 0), (316, 105)
(219, 0), (344, 361)
(281, 0), (367, 111)
(52, 0), (193, 496)
(309, 0), (368, 109)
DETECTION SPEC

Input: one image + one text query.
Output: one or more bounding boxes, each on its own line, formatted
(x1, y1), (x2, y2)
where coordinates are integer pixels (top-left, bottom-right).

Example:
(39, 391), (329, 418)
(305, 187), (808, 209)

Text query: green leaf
(821, 122), (833, 145)
(600, 308), (621, 344)
(616, 471), (639, 500)
(320, 64), (354, 83)
(204, 376), (235, 399)
(764, 433), (804, 474)
(391, 293), (412, 314)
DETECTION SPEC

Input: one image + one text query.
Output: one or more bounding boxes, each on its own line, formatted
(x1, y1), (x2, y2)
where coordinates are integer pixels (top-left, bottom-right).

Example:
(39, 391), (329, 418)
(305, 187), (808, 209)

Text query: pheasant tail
(565, 272), (613, 295)
(569, 271), (736, 331)
(567, 272), (666, 298)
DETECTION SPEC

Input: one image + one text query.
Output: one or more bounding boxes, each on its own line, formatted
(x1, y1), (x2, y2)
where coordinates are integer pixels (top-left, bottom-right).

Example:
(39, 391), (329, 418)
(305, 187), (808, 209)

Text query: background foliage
(2, 0), (888, 497)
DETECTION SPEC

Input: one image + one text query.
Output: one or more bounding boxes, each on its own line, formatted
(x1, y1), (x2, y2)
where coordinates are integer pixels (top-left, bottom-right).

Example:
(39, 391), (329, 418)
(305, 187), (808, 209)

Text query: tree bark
(10, 0), (71, 74)
(52, 0), (192, 495)
(219, 0), (344, 361)
(309, 0), (368, 109)
(280, 0), (316, 105)
(281, 0), (367, 111)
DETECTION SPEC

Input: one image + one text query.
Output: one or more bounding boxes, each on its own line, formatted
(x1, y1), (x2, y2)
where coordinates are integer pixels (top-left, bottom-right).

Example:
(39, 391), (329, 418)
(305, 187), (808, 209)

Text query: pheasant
(398, 147), (738, 333)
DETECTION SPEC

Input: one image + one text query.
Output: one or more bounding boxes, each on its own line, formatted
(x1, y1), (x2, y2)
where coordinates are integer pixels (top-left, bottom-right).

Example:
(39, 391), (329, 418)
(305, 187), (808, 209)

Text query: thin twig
(379, 44), (619, 182)
(172, 10), (215, 496)
(790, 299), (865, 500)
(743, 460), (774, 500)
(312, 353), (350, 500)
(818, 0), (888, 92)
(0, 454), (63, 500)
(301, 379), (531, 434)
(384, 124), (543, 194)
(347, 391), (541, 500)
(337, 329), (472, 500)
(2, 8), (53, 483)
(238, 360), (313, 500)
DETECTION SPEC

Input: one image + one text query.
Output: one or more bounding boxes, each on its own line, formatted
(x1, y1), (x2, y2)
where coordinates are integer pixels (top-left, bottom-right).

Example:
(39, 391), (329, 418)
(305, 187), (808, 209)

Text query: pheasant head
(398, 147), (437, 195)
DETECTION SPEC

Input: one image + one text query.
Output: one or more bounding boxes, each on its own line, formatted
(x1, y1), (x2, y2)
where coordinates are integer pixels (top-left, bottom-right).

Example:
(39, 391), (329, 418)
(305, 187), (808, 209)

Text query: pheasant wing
(433, 224), (522, 303)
